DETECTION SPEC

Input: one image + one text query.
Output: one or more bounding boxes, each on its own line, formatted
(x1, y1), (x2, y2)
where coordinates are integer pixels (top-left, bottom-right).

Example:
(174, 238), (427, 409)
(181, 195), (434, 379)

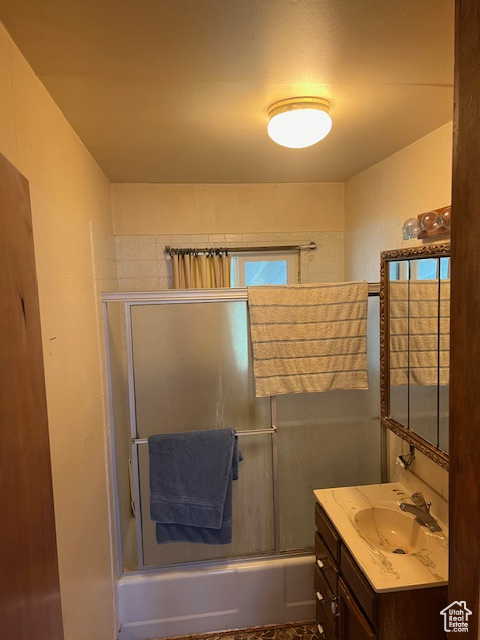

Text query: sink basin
(354, 507), (428, 554)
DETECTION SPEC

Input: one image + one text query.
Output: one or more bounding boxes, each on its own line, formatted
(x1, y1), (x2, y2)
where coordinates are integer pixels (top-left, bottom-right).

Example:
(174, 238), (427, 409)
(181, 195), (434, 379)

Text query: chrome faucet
(399, 491), (443, 532)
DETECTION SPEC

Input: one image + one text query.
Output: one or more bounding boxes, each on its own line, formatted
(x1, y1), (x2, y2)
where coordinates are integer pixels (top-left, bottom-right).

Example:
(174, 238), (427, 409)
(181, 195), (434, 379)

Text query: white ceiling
(1, 0), (454, 183)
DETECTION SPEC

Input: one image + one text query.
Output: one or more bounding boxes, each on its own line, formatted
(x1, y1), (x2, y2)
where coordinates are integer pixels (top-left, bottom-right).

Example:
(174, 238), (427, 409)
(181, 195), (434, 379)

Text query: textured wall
(112, 182), (345, 235)
(344, 122), (452, 501)
(345, 122), (452, 230)
(344, 122), (452, 282)
(115, 231), (344, 291)
(0, 24), (116, 640)
(111, 182), (346, 290)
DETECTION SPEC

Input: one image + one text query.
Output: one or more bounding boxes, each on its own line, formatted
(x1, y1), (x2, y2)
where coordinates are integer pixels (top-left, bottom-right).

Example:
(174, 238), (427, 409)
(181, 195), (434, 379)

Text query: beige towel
(389, 280), (450, 386)
(247, 282), (369, 397)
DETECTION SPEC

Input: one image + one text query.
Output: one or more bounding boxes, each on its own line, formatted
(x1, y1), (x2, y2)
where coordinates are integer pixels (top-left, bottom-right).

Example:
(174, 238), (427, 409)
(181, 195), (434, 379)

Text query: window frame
(230, 250), (299, 287)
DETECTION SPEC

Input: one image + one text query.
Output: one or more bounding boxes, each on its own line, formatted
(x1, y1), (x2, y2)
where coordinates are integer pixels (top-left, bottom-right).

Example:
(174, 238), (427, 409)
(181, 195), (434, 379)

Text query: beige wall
(112, 182), (345, 235)
(111, 182), (345, 290)
(344, 122), (452, 502)
(344, 122), (452, 281)
(0, 24), (116, 640)
(345, 122), (452, 231)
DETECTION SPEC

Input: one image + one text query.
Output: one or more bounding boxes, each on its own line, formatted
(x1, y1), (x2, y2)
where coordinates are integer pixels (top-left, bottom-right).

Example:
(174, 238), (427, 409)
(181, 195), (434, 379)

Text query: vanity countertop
(314, 482), (448, 593)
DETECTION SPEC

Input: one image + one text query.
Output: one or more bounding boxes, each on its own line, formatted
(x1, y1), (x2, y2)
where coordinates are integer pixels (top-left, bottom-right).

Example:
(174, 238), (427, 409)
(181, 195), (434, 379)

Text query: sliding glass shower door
(104, 290), (381, 571)
(130, 301), (275, 566)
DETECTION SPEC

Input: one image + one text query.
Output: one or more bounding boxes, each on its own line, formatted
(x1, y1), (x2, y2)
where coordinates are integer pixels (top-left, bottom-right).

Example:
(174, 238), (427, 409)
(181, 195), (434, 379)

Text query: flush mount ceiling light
(267, 97), (332, 149)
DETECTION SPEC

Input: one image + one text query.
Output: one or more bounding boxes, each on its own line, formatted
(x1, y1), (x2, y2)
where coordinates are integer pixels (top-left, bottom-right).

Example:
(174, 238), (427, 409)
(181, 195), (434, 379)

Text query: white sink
(354, 506), (428, 554)
(314, 483), (448, 592)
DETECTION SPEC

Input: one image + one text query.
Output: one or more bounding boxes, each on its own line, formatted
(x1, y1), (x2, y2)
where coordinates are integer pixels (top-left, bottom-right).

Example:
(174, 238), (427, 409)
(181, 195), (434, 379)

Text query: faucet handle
(411, 491), (431, 512)
(411, 491), (425, 505)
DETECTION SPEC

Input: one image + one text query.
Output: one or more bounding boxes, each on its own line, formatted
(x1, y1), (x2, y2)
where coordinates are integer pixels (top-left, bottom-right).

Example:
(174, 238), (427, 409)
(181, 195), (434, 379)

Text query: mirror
(380, 244), (450, 470)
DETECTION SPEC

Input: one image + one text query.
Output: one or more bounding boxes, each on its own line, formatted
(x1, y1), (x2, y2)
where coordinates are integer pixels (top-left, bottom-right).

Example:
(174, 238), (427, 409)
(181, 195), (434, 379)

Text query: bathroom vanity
(313, 483), (448, 640)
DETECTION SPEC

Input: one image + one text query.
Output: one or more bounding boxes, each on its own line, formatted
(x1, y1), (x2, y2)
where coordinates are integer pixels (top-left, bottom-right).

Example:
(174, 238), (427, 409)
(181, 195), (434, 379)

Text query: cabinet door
(338, 578), (376, 640)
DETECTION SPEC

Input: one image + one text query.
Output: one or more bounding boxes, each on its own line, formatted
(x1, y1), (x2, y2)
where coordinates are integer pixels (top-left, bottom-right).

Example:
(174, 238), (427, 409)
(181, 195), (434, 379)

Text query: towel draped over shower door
(148, 428), (241, 544)
(247, 282), (369, 397)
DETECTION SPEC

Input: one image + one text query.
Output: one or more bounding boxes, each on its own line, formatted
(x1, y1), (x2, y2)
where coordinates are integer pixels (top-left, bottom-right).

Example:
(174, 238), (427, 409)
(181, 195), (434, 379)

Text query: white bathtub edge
(118, 555), (315, 640)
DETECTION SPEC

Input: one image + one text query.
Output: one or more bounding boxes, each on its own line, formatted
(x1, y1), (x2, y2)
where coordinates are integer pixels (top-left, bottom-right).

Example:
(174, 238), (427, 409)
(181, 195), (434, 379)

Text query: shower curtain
(172, 251), (231, 288)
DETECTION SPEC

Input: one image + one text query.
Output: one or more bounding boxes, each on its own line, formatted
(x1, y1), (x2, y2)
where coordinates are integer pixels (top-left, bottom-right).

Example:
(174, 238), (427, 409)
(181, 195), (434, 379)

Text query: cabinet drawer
(340, 546), (377, 625)
(315, 532), (339, 595)
(315, 503), (341, 563)
(314, 563), (338, 633)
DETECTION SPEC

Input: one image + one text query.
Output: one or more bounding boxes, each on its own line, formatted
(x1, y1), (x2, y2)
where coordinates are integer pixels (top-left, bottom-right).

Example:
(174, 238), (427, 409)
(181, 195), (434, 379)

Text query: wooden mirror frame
(380, 243), (450, 470)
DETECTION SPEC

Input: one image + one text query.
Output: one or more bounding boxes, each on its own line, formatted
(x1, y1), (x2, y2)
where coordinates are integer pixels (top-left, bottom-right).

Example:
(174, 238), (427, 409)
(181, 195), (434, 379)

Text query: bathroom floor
(163, 621), (318, 640)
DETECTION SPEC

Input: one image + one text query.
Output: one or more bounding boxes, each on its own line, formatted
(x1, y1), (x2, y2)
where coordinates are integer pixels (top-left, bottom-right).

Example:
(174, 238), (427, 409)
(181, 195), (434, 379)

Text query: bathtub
(118, 554), (315, 640)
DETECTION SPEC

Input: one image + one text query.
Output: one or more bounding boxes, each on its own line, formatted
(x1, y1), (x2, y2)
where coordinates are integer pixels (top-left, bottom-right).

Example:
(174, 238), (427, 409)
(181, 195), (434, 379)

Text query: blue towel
(148, 428), (241, 545)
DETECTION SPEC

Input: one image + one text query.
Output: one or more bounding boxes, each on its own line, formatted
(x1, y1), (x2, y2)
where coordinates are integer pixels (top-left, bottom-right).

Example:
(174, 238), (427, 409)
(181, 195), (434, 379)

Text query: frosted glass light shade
(438, 206), (451, 229)
(419, 210), (440, 233)
(267, 97), (332, 149)
(402, 217), (421, 240)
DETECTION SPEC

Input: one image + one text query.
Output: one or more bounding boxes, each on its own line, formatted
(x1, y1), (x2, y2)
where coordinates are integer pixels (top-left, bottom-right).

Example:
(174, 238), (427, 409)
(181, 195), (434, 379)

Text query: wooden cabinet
(314, 503), (447, 640)
(338, 578), (376, 640)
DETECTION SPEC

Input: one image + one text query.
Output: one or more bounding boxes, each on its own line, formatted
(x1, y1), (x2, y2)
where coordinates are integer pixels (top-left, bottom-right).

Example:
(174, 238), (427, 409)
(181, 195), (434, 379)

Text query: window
(230, 251), (299, 287)
(389, 261), (409, 281)
(389, 257), (450, 282)
(413, 257), (450, 280)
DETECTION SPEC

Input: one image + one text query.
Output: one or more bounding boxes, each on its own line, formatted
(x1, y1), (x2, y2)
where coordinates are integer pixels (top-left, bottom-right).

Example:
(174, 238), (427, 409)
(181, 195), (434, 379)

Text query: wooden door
(338, 578), (376, 640)
(0, 154), (64, 639)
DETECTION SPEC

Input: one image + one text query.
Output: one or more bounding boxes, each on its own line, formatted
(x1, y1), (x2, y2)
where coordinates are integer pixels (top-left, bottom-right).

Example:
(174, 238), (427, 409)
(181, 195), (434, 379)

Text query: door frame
(449, 1), (480, 635)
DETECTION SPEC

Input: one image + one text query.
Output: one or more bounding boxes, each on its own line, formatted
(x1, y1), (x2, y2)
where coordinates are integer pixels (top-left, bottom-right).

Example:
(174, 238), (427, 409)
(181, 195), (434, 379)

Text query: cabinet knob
(316, 559), (325, 569)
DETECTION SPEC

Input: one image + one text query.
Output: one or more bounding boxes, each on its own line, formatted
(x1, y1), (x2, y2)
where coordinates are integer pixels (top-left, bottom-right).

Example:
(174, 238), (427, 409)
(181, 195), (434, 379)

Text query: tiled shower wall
(114, 231), (345, 290)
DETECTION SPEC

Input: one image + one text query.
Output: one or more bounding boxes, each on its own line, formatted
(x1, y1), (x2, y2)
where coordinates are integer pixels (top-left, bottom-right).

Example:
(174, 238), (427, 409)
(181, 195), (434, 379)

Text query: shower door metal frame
(103, 288), (280, 571)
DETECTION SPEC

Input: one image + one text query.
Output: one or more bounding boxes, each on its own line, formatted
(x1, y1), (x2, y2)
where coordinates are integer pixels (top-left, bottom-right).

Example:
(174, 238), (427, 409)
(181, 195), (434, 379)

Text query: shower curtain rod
(165, 242), (317, 256)
(132, 427), (277, 445)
